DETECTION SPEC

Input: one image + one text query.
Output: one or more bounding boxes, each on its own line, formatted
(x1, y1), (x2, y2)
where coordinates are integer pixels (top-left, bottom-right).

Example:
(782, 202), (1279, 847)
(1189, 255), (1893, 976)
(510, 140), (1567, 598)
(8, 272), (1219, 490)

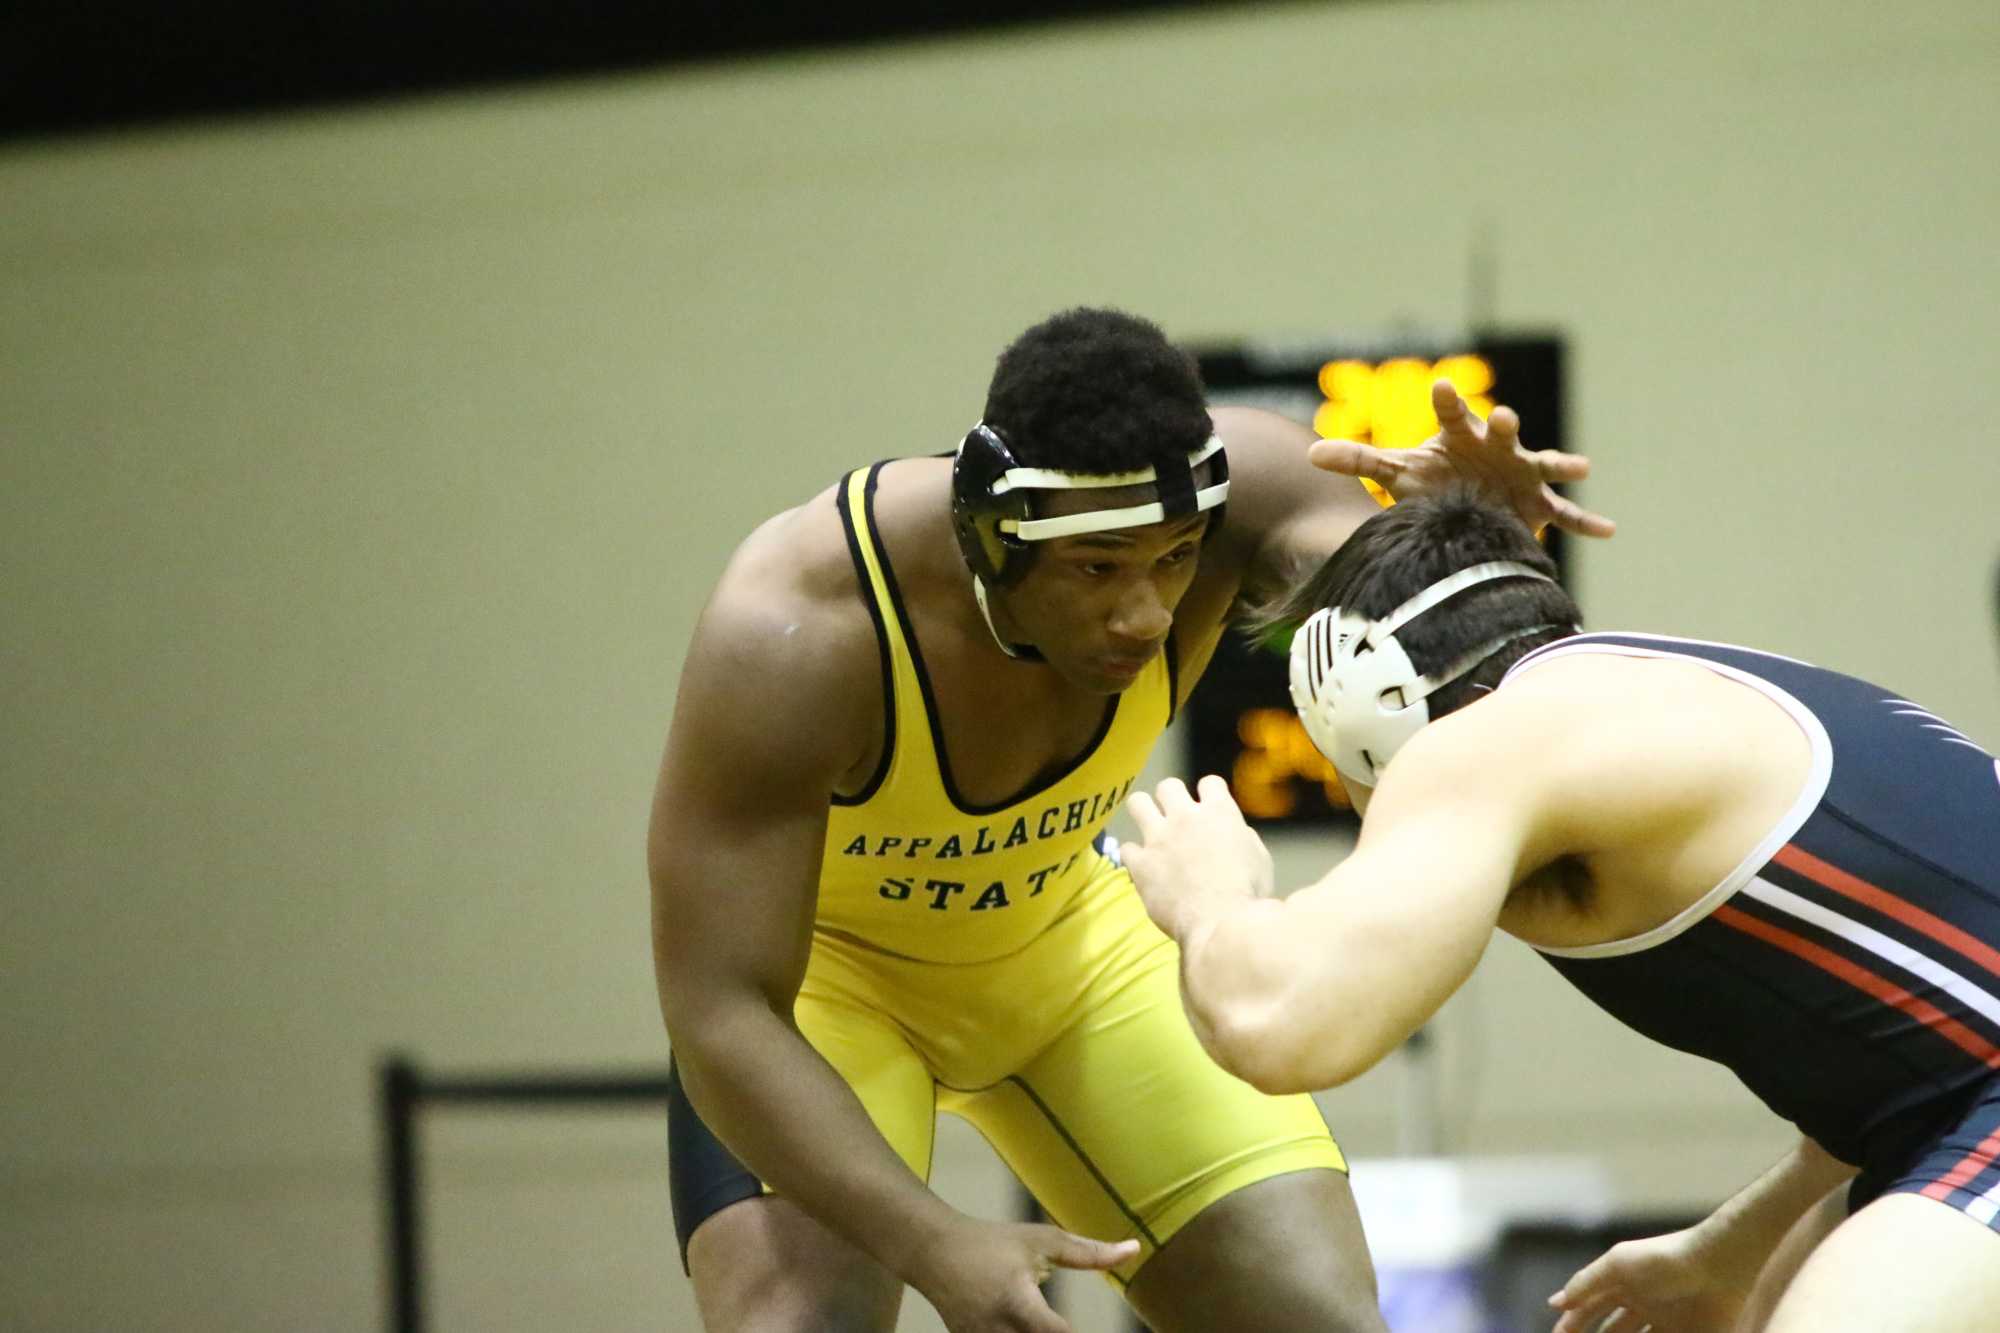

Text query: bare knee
(686, 1196), (902, 1333)
(691, 1277), (887, 1333)
(1269, 1255), (1386, 1333)
(1133, 1258), (1384, 1333)
(1231, 1254), (1385, 1333)
(1126, 1171), (1386, 1333)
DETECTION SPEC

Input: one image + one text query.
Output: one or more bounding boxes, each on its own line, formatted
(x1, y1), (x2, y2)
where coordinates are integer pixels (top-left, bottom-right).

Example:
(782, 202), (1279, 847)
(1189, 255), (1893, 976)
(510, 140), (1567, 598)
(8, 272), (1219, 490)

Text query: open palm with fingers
(1121, 775), (1275, 945)
(1550, 1225), (1757, 1333)
(1308, 379), (1616, 540)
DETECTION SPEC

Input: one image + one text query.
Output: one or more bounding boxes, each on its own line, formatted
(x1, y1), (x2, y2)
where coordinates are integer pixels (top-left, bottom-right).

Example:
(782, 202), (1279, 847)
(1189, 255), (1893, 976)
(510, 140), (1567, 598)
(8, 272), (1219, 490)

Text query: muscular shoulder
(676, 479), (882, 787)
(1208, 405), (1322, 538)
(716, 481), (866, 625)
(1211, 404), (1316, 455)
(1469, 650), (1817, 940)
(1204, 405), (1379, 603)
(1404, 658), (1703, 793)
(1407, 653), (1799, 853)
(1496, 650), (1793, 764)
(1540, 650), (1806, 755)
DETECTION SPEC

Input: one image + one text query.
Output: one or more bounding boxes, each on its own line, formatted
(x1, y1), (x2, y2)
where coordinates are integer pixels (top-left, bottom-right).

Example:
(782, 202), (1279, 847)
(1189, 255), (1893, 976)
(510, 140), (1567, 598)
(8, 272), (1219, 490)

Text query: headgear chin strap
(952, 421), (1230, 658)
(1288, 561), (1570, 792)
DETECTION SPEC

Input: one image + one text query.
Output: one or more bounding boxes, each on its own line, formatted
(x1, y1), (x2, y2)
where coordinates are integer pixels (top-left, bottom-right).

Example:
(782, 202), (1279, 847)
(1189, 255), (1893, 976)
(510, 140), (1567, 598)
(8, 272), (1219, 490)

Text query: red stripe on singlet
(1711, 905), (2000, 1070)
(1773, 843), (2000, 980)
(1919, 1123), (2000, 1203)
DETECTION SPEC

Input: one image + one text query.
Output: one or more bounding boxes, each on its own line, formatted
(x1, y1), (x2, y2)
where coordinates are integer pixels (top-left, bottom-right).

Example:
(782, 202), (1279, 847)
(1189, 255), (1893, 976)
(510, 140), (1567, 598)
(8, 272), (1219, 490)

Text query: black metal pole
(380, 1054), (424, 1333)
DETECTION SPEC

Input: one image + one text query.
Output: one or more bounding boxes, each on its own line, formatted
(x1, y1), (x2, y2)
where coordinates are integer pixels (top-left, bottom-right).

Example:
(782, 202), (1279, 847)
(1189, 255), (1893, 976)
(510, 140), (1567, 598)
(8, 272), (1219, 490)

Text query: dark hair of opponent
(1253, 489), (1584, 718)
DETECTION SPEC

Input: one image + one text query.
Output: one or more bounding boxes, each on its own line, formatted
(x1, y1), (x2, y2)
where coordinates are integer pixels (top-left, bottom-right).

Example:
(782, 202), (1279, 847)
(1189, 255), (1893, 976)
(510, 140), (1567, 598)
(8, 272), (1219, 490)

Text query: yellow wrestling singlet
(817, 467), (1169, 964)
(785, 463), (1345, 1284)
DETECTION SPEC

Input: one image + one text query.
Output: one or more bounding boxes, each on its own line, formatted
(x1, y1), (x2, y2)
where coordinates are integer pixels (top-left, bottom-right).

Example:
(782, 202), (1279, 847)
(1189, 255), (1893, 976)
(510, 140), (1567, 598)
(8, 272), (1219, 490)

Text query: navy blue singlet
(1503, 632), (2000, 1183)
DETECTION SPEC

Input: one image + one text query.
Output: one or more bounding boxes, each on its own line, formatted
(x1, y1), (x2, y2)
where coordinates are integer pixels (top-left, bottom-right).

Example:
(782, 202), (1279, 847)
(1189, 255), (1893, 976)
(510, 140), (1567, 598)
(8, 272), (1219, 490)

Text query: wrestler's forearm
(1692, 1137), (1858, 1264)
(1172, 902), (1328, 1093)
(1169, 849), (1489, 1095)
(671, 1001), (959, 1280)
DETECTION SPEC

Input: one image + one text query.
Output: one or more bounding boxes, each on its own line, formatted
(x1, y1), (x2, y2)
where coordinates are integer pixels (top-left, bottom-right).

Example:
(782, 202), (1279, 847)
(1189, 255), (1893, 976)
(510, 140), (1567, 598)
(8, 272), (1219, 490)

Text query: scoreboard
(1185, 334), (1571, 827)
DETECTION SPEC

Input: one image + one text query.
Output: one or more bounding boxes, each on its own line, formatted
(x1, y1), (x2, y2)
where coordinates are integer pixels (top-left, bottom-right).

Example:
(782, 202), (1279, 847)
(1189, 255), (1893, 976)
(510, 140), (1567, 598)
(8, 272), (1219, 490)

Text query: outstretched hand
(1122, 775), (1276, 943)
(1308, 380), (1616, 539)
(909, 1216), (1140, 1333)
(1548, 1223), (1754, 1333)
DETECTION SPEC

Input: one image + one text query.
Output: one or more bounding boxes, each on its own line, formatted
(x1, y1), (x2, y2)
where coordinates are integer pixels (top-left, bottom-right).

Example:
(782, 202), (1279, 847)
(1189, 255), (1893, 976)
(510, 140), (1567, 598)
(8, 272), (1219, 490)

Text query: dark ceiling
(6, 1), (1299, 142)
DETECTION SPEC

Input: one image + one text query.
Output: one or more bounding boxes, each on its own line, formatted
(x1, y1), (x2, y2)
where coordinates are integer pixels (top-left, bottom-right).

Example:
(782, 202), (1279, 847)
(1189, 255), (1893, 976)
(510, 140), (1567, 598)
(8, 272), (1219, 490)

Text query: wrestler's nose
(1108, 577), (1172, 646)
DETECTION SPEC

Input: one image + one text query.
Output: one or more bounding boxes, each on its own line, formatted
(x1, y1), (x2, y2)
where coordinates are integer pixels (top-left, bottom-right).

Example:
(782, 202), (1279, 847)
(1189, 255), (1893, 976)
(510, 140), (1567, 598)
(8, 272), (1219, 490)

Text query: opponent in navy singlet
(1504, 632), (2000, 1195)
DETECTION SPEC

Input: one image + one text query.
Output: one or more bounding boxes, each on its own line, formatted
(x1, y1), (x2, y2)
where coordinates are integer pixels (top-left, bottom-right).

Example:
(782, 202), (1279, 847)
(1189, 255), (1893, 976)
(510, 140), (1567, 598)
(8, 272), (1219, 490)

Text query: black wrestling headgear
(949, 423), (1230, 587)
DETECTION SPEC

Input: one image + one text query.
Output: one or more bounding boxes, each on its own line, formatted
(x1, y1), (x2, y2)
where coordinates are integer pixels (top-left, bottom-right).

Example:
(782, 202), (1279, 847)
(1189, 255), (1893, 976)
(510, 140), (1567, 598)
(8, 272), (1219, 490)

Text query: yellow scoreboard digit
(1313, 354), (1496, 447)
(1231, 706), (1352, 819)
(1185, 335), (1568, 827)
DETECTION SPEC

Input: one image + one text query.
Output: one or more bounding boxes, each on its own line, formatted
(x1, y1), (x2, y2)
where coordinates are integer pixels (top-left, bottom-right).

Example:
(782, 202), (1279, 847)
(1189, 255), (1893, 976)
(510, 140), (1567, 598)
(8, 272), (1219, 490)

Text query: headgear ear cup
(1289, 562), (1568, 787)
(1288, 609), (1345, 773)
(950, 424), (1033, 585)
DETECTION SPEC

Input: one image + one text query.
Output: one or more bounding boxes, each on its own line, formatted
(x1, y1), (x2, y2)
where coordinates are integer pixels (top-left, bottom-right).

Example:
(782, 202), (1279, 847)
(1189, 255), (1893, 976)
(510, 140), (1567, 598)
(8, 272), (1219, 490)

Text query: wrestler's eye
(1159, 545), (1198, 567)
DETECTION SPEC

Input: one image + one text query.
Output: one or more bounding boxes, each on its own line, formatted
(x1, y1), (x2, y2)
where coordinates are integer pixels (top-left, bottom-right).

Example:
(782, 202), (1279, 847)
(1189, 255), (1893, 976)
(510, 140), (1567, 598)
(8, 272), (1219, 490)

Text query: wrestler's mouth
(1099, 653), (1152, 680)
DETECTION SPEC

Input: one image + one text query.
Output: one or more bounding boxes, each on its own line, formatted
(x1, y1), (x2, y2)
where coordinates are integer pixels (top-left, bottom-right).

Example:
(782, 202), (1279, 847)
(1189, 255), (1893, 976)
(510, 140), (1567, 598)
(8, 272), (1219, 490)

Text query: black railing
(377, 1055), (678, 1332)
(375, 1054), (1132, 1332)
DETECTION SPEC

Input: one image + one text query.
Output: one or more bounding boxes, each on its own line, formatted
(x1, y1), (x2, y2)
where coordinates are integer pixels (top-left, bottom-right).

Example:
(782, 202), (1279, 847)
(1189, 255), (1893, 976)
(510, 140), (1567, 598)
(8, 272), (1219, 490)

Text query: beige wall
(3, 0), (1996, 1328)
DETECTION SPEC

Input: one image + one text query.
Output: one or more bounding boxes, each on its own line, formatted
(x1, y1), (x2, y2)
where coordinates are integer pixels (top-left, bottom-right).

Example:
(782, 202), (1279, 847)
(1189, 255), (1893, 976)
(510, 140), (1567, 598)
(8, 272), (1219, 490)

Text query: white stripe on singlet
(1739, 875), (2000, 1035)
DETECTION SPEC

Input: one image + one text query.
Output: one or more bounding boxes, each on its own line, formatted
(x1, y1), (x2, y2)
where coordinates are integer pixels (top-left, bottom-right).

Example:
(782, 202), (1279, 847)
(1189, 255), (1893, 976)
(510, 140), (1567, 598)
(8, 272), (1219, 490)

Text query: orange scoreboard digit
(1186, 334), (1571, 827)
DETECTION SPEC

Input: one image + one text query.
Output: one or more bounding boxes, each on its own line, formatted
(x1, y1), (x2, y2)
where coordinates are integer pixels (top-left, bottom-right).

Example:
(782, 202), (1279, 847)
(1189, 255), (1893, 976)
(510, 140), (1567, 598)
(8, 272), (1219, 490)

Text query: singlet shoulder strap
(832, 464), (929, 805)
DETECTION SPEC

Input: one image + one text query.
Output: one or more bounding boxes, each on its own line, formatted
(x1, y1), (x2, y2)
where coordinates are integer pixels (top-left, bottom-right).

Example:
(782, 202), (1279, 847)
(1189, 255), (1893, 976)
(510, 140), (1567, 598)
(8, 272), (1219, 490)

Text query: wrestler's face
(998, 494), (1209, 694)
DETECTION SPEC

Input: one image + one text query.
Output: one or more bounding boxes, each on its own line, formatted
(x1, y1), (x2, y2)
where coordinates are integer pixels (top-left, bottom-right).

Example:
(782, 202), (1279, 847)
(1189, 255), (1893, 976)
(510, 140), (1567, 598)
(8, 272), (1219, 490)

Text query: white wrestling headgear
(1288, 561), (1568, 792)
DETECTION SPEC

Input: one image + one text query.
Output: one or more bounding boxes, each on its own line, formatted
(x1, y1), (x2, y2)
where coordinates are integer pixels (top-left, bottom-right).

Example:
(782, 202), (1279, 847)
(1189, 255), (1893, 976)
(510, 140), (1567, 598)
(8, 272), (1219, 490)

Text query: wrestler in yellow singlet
(794, 464), (1344, 1285)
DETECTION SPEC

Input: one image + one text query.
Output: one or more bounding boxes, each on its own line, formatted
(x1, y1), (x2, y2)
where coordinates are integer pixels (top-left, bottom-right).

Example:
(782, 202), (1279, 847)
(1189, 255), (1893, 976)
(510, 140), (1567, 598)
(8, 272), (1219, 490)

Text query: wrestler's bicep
(648, 588), (871, 1022)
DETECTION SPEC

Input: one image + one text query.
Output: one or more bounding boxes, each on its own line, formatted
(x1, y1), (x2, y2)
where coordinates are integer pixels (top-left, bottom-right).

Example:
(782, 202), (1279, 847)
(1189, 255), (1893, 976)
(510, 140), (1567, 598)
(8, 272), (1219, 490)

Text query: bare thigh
(1125, 1169), (1387, 1333)
(686, 1194), (905, 1333)
(1764, 1192), (2000, 1333)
